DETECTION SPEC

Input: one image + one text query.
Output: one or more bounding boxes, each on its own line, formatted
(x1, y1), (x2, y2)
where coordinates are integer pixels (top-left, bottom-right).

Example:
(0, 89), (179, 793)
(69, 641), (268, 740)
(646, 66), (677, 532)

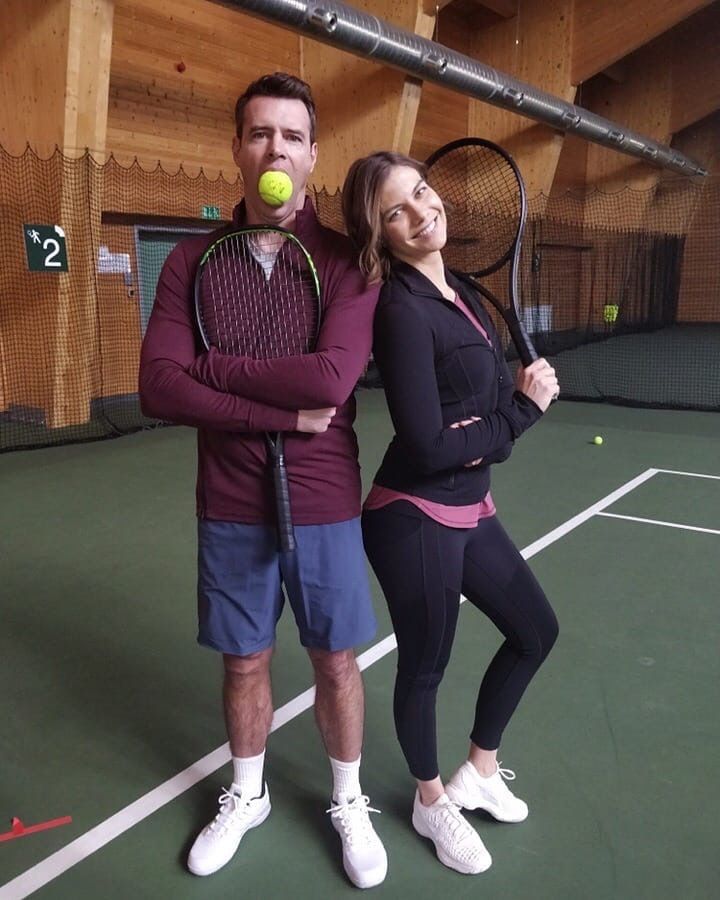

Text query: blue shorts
(197, 517), (377, 656)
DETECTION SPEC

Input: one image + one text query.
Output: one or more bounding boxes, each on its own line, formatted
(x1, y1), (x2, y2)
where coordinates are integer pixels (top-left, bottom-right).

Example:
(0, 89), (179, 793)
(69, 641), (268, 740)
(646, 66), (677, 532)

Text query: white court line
(0, 468), (659, 899)
(598, 511), (720, 536)
(653, 468), (720, 481)
(519, 467), (659, 560)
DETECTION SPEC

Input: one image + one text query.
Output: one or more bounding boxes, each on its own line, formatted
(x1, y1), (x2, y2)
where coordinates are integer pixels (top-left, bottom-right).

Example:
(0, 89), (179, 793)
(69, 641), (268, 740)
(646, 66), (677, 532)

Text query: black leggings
(362, 502), (558, 782)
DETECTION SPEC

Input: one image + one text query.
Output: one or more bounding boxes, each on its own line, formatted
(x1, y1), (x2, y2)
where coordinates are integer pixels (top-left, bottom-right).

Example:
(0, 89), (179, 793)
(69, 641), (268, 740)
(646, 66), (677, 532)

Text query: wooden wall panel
(108, 0), (300, 176)
(673, 112), (720, 322)
(551, 134), (588, 196)
(572, 0), (714, 85)
(0, 0), (113, 159)
(672, 112), (720, 178)
(468, 0), (576, 199)
(300, 0), (425, 191)
(0, 0), (71, 156)
(575, 4), (718, 194)
(583, 32), (674, 195)
(669, 4), (720, 134)
(411, 5), (471, 163)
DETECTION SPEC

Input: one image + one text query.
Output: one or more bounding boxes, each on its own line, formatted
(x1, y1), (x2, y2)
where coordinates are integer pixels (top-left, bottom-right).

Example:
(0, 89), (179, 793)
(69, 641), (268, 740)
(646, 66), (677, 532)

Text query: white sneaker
(445, 761), (529, 823)
(187, 784), (271, 876)
(327, 795), (388, 888)
(411, 791), (491, 875)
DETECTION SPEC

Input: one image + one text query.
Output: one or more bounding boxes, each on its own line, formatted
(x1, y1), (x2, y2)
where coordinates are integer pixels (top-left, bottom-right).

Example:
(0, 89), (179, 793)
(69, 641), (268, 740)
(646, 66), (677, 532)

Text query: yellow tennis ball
(258, 170), (293, 207)
(593, 435), (603, 445)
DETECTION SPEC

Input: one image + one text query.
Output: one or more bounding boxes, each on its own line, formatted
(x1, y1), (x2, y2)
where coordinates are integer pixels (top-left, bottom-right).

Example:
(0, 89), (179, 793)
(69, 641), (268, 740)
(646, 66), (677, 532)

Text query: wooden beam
(422, 0), (453, 12)
(571, 0), (714, 86)
(476, 0), (518, 18)
(64, 0), (115, 158)
(438, 0), (511, 27)
(669, 4), (720, 133)
(393, 7), (436, 154)
(600, 61), (627, 84)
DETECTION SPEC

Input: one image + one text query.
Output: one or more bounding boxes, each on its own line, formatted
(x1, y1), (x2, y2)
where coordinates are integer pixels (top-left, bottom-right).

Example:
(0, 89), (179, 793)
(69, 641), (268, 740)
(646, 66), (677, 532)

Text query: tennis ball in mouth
(258, 170), (293, 207)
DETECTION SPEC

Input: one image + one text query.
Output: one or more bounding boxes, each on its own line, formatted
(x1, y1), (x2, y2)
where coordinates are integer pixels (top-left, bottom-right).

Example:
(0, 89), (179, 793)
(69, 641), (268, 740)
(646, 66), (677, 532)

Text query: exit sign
(202, 206), (221, 220)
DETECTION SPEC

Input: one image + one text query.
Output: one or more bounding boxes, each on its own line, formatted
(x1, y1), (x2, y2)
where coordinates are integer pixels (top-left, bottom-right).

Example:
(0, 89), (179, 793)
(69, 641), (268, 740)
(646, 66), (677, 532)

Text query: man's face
(233, 95), (318, 226)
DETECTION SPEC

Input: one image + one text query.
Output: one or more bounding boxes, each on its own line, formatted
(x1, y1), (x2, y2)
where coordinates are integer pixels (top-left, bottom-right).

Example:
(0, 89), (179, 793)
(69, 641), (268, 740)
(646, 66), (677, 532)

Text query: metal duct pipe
(214, 0), (708, 177)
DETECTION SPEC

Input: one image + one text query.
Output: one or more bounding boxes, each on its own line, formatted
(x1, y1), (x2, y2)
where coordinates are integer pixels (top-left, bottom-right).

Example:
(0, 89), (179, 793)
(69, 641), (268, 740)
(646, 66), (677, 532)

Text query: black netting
(1, 146), (718, 453)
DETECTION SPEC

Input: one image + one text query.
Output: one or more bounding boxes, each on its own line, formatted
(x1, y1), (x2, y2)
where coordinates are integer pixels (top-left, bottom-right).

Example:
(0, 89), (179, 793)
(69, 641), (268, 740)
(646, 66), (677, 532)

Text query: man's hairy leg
(307, 647), (364, 761)
(222, 647), (274, 756)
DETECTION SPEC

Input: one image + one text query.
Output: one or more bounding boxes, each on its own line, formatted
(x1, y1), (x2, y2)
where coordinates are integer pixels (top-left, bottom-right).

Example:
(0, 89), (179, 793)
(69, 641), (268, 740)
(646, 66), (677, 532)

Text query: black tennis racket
(194, 226), (322, 552)
(425, 137), (538, 367)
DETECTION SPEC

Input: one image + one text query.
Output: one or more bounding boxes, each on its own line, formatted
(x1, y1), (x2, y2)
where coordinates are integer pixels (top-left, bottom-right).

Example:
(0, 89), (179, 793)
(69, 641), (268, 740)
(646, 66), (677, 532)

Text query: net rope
(1, 145), (718, 452)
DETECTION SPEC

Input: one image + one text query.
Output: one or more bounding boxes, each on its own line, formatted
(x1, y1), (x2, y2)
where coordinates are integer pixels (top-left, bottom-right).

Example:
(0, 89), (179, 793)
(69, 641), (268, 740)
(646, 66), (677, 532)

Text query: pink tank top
(364, 292), (496, 528)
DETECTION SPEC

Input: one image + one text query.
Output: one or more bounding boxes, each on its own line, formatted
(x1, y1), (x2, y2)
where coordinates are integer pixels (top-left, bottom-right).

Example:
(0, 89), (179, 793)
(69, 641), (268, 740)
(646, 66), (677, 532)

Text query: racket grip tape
(510, 319), (539, 368)
(510, 320), (558, 402)
(272, 453), (296, 553)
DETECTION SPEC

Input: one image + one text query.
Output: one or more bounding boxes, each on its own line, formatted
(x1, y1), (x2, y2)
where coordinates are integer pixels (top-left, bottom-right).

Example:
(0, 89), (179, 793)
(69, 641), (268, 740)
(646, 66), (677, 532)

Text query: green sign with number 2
(23, 224), (69, 272)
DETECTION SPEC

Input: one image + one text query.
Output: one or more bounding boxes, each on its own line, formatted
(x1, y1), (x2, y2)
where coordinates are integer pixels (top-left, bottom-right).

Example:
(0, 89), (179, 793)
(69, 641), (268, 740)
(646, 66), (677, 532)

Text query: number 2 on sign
(43, 238), (61, 267)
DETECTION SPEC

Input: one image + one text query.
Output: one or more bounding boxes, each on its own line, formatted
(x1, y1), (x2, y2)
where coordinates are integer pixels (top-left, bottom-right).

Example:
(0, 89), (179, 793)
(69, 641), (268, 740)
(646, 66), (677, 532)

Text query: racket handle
(272, 451), (296, 553)
(510, 319), (539, 368)
(511, 321), (559, 402)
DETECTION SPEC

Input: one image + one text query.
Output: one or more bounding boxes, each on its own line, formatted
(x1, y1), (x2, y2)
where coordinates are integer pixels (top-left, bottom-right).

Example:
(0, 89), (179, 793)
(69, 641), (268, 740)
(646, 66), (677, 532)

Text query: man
(139, 72), (386, 890)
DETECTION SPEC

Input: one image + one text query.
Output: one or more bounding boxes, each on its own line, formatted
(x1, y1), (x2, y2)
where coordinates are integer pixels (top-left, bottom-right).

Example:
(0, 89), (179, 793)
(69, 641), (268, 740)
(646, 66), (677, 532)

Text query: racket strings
(274, 244), (315, 357)
(246, 232), (288, 357)
(428, 146), (521, 275)
(198, 231), (319, 359)
(203, 234), (267, 357)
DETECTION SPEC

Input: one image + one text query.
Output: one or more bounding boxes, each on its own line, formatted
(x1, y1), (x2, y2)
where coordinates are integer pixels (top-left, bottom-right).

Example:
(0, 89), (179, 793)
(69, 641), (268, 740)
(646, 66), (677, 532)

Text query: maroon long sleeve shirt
(139, 198), (379, 525)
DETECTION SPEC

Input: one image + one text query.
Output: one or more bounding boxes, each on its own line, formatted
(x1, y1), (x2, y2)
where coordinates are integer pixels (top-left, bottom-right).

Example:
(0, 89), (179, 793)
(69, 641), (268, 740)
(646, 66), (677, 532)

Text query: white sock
(329, 755), (362, 803)
(231, 751), (265, 799)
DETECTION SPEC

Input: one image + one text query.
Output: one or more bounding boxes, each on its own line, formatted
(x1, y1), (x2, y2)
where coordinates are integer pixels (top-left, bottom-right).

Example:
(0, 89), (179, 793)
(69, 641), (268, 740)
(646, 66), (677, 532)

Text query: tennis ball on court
(593, 435), (604, 445)
(258, 170), (293, 207)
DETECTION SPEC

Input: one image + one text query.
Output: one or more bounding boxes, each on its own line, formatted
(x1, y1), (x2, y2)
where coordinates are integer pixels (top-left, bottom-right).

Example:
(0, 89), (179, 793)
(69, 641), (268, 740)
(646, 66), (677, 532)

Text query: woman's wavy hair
(342, 151), (427, 283)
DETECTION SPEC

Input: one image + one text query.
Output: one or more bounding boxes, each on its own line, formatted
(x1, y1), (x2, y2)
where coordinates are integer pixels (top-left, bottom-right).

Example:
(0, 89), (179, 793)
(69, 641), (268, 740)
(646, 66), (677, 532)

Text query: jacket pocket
(439, 340), (496, 405)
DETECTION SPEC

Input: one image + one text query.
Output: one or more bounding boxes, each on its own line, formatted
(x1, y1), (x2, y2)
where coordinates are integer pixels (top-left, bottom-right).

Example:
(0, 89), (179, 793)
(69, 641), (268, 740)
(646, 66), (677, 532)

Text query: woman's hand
(450, 416), (483, 467)
(515, 359), (559, 412)
(296, 407), (336, 433)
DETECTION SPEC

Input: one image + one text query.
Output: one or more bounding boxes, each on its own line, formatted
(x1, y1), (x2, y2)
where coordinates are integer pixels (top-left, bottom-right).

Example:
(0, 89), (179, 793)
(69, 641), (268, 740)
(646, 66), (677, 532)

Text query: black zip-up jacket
(371, 260), (543, 505)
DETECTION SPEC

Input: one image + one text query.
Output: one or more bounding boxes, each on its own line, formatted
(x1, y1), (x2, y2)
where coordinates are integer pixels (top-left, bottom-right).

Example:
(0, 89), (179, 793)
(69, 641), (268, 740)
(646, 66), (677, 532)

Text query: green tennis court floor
(2, 394), (719, 899)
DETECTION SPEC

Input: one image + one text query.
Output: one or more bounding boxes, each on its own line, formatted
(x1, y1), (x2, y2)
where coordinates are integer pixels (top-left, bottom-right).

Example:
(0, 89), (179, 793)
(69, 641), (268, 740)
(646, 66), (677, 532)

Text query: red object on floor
(0, 815), (72, 842)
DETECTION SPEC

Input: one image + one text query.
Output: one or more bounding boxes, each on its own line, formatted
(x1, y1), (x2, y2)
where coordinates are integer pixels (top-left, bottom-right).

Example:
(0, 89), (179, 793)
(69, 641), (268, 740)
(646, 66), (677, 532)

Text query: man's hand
(450, 416), (483, 467)
(296, 407), (336, 433)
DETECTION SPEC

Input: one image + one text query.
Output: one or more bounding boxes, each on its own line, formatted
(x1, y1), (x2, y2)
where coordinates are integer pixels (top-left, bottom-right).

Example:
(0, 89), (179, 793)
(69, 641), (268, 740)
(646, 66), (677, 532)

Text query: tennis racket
(425, 137), (538, 367)
(194, 226), (322, 552)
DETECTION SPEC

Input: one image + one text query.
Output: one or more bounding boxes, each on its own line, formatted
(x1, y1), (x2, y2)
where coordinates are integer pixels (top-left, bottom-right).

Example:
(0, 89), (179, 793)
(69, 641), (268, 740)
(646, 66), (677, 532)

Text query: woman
(342, 152), (559, 876)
